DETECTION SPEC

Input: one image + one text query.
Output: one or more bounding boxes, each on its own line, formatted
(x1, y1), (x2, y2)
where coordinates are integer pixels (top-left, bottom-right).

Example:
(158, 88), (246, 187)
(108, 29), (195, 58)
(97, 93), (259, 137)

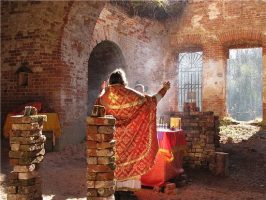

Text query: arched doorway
(87, 40), (126, 113)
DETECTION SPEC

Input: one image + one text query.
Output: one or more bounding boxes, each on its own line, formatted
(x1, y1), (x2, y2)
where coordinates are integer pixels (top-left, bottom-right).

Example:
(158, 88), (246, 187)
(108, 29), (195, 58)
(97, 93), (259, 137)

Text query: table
(141, 128), (187, 187)
(3, 113), (62, 139)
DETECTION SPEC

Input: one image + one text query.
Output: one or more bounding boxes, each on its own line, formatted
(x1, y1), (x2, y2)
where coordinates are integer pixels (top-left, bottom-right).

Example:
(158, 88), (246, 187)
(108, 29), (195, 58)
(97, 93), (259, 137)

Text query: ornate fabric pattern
(97, 84), (158, 180)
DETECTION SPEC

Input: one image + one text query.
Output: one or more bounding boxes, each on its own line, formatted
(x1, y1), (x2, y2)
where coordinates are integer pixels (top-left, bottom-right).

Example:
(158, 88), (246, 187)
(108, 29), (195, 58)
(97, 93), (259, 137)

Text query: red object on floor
(141, 129), (187, 187)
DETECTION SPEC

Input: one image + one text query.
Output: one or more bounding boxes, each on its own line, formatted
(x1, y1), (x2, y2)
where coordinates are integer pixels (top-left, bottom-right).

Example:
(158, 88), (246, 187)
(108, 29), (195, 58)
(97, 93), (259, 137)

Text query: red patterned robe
(96, 84), (158, 181)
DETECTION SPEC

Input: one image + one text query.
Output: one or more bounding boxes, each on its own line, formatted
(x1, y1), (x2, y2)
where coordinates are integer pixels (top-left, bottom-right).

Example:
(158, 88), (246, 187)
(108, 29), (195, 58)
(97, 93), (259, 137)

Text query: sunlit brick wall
(167, 0), (266, 118)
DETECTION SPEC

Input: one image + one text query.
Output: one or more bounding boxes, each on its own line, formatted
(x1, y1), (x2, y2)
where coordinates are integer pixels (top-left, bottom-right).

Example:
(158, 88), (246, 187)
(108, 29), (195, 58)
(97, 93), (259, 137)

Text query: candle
(170, 117), (181, 129)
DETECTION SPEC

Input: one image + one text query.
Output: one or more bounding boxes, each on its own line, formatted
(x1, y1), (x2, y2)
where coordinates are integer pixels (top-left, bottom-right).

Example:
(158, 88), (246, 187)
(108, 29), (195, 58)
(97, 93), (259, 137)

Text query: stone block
(195, 148), (203, 153)
(98, 126), (115, 134)
(18, 184), (40, 194)
(97, 134), (113, 143)
(96, 141), (115, 149)
(7, 177), (39, 187)
(7, 194), (28, 200)
(87, 149), (114, 157)
(10, 135), (46, 145)
(11, 115), (47, 124)
(87, 126), (98, 135)
(97, 187), (115, 197)
(87, 195), (115, 200)
(87, 133), (98, 141)
(19, 155), (44, 165)
(165, 188), (178, 195)
(6, 192), (41, 200)
(8, 171), (18, 180)
(18, 171), (38, 180)
(87, 141), (97, 149)
(87, 188), (98, 197)
(9, 149), (45, 159)
(19, 143), (44, 152)
(87, 157), (98, 165)
(87, 164), (113, 173)
(96, 172), (114, 181)
(11, 144), (20, 151)
(9, 159), (19, 166)
(188, 153), (195, 157)
(13, 164), (35, 172)
(87, 116), (115, 126)
(165, 183), (176, 190)
(6, 186), (17, 194)
(87, 134), (113, 142)
(87, 181), (95, 188)
(10, 130), (42, 137)
(195, 153), (202, 157)
(98, 157), (115, 165)
(205, 144), (215, 150)
(87, 172), (97, 181)
(195, 161), (201, 165)
(95, 181), (115, 188)
(11, 123), (42, 131)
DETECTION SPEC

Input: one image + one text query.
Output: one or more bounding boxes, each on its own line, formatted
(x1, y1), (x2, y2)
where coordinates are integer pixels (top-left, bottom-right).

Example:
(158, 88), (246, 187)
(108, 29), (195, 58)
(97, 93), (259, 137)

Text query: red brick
(87, 164), (113, 173)
(96, 172), (114, 181)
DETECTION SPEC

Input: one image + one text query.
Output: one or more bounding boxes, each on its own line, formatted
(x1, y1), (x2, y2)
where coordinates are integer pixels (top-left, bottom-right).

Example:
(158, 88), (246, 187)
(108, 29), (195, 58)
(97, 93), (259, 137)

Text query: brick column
(86, 111), (116, 200)
(7, 107), (47, 200)
(180, 111), (219, 169)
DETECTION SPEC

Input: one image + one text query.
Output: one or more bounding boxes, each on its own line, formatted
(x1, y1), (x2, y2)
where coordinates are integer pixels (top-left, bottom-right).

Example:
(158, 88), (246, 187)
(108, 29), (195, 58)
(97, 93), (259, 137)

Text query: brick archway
(58, 2), (134, 147)
(217, 29), (266, 121)
(172, 34), (208, 52)
(218, 30), (263, 49)
(87, 40), (126, 114)
(58, 2), (107, 148)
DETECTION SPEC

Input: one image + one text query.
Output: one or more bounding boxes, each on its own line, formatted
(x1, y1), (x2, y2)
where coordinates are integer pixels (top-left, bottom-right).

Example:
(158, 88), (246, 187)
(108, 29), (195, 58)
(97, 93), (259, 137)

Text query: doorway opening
(226, 47), (262, 121)
(87, 40), (126, 114)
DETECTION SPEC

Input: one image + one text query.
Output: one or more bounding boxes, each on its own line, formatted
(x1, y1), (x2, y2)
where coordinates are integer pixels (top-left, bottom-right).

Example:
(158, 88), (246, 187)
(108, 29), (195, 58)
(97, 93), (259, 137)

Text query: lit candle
(170, 117), (181, 129)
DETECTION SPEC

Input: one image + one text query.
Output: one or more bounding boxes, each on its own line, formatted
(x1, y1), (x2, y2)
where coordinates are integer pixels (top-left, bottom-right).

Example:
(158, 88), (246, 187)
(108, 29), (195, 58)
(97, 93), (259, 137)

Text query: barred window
(177, 52), (203, 111)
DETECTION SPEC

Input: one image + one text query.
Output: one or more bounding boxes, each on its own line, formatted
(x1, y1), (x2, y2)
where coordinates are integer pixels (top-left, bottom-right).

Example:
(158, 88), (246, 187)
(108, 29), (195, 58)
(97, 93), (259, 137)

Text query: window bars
(178, 52), (203, 111)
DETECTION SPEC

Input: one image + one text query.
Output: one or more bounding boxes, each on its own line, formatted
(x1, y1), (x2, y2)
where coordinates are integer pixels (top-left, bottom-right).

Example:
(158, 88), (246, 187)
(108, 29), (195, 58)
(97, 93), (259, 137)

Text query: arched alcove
(87, 40), (126, 113)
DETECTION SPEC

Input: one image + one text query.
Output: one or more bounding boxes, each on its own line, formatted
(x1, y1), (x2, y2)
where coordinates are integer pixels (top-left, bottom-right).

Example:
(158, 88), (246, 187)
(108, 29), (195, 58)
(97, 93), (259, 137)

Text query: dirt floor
(1, 124), (266, 200)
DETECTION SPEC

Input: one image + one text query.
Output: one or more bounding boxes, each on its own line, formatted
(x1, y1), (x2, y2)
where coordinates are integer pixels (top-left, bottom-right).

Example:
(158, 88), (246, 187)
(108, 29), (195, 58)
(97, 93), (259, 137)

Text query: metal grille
(177, 52), (203, 111)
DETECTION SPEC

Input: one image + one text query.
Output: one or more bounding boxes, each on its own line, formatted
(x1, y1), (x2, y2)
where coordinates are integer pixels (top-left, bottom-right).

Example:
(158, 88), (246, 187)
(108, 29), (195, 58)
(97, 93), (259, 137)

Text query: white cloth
(154, 93), (163, 103)
(116, 177), (141, 191)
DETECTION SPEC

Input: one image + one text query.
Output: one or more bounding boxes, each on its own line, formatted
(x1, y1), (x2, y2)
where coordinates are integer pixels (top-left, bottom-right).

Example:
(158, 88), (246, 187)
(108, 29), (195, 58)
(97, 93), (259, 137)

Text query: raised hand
(163, 81), (171, 90)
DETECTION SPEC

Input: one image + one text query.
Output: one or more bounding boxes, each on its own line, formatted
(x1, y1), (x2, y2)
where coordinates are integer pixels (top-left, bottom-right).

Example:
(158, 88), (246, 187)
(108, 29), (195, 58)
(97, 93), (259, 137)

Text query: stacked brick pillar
(7, 108), (47, 200)
(86, 108), (116, 200)
(174, 111), (220, 169)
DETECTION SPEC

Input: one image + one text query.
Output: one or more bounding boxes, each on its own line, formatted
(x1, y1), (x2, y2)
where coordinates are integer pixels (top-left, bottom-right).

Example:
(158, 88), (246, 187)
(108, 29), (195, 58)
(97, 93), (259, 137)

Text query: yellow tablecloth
(3, 113), (62, 138)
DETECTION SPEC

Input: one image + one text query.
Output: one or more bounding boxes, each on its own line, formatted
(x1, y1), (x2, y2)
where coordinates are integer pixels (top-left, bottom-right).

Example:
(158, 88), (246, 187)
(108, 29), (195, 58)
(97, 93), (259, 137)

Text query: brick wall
(1, 1), (70, 124)
(1, 2), (169, 148)
(2, 1), (266, 149)
(178, 111), (219, 169)
(60, 3), (170, 147)
(1, 1), (104, 149)
(167, 0), (266, 118)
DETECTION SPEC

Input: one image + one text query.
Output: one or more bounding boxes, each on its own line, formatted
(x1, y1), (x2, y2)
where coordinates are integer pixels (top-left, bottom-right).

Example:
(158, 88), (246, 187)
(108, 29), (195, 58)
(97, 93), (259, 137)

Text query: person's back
(96, 69), (170, 193)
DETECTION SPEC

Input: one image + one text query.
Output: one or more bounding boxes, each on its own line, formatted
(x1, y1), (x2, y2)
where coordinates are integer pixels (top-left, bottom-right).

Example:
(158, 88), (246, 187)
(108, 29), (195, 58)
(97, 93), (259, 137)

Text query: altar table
(141, 128), (187, 187)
